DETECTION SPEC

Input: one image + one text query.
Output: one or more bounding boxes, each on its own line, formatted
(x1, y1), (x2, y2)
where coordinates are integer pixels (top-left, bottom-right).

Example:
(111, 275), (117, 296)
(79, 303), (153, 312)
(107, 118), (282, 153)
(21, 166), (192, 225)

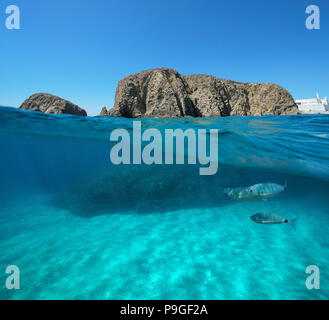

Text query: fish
(246, 182), (286, 199)
(223, 182), (286, 201)
(251, 213), (298, 229)
(223, 187), (257, 201)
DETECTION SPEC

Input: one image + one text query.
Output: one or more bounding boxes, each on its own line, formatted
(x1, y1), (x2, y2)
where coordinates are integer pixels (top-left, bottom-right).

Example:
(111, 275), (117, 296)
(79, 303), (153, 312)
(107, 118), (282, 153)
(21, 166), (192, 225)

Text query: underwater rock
(52, 165), (292, 217)
(19, 93), (87, 116)
(107, 68), (298, 118)
(54, 164), (228, 217)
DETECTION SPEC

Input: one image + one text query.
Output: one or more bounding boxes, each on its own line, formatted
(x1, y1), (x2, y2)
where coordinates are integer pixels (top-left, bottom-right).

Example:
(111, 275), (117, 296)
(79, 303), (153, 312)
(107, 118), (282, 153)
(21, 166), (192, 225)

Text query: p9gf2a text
(164, 304), (208, 315)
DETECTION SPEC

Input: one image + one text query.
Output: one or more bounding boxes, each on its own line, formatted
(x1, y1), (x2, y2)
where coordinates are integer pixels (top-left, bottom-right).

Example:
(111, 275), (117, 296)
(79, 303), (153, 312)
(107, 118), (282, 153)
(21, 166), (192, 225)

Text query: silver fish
(247, 182), (286, 199)
(223, 182), (286, 201)
(223, 187), (256, 201)
(251, 213), (297, 229)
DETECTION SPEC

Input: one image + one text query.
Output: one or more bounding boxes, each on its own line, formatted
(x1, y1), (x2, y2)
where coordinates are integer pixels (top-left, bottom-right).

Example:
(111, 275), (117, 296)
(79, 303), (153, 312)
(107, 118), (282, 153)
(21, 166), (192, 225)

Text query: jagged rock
(246, 83), (298, 116)
(108, 68), (298, 118)
(109, 68), (197, 118)
(99, 106), (109, 116)
(19, 93), (87, 116)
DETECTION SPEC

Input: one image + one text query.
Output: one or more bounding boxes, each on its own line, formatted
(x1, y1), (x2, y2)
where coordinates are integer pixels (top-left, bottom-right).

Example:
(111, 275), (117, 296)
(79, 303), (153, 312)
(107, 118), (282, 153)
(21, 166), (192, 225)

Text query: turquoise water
(0, 106), (328, 300)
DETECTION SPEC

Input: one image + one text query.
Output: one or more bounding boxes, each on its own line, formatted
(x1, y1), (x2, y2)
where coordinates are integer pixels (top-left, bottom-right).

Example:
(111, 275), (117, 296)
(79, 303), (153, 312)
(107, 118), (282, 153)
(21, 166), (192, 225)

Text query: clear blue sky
(1, 0), (328, 115)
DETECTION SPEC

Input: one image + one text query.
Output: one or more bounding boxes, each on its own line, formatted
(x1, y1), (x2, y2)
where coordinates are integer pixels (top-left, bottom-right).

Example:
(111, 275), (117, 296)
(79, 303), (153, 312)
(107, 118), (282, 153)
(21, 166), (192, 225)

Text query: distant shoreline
(298, 110), (329, 115)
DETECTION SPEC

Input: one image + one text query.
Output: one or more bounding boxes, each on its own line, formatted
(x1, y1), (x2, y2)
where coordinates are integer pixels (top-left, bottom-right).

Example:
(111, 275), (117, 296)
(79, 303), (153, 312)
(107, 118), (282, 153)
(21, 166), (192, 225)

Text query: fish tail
(284, 181), (287, 190)
(288, 217), (298, 230)
(223, 188), (231, 194)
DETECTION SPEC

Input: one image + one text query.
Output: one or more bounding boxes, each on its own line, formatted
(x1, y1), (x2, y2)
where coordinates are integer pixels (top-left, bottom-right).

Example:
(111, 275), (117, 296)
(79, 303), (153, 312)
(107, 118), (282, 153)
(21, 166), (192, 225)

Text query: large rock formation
(107, 68), (297, 118)
(20, 93), (87, 116)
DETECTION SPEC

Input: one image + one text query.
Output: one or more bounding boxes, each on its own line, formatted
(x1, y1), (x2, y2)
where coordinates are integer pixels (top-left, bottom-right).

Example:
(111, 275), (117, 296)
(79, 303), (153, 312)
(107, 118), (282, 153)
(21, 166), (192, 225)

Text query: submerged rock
(20, 93), (87, 116)
(108, 68), (298, 118)
(53, 164), (227, 217)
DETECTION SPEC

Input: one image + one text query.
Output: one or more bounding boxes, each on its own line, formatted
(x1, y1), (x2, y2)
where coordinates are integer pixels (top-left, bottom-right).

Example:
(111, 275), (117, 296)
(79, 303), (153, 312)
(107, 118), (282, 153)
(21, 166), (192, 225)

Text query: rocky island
(20, 93), (87, 116)
(100, 68), (298, 118)
(18, 68), (298, 118)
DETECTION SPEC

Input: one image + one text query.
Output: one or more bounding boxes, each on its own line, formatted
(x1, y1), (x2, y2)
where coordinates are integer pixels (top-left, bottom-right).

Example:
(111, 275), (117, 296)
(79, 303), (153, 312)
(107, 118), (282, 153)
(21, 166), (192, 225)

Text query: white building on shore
(296, 94), (329, 113)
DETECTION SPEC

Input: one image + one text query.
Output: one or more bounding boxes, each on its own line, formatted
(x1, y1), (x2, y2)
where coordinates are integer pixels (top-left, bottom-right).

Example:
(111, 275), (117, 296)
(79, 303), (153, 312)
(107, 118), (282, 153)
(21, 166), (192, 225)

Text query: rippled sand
(1, 189), (328, 300)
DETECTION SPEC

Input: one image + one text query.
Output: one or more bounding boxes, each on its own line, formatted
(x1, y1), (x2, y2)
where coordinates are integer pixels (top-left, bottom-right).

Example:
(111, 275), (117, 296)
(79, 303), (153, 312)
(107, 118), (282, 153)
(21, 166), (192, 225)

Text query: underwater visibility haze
(0, 106), (328, 300)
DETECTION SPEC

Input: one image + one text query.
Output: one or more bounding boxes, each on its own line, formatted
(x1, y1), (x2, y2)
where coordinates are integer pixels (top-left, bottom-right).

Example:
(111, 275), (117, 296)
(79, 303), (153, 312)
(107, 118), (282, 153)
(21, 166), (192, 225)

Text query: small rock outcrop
(20, 93), (87, 116)
(99, 106), (109, 116)
(108, 68), (298, 118)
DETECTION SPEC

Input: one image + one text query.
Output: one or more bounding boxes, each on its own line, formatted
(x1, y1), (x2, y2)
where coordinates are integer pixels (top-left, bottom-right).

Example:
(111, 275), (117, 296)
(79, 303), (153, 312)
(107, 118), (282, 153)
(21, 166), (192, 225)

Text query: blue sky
(1, 0), (328, 115)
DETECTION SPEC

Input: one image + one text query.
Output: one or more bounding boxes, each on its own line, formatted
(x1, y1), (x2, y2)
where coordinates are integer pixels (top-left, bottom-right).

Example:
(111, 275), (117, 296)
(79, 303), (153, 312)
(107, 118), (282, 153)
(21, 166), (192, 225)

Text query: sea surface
(0, 106), (328, 300)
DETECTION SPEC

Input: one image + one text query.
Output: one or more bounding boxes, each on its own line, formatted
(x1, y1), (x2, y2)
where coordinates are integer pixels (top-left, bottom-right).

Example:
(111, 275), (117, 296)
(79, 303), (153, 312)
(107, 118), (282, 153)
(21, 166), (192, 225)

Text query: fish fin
(284, 181), (287, 190)
(288, 217), (298, 230)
